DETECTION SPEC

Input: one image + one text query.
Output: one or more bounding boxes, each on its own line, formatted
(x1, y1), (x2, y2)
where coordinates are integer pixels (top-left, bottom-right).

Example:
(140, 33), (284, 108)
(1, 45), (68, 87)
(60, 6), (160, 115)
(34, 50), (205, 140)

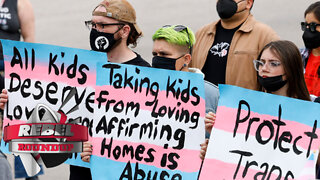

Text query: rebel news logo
(3, 88), (88, 168)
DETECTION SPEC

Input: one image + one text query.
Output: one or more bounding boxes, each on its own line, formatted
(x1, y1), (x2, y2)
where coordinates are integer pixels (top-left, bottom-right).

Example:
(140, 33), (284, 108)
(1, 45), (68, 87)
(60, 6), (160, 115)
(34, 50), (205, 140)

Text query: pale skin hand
(205, 112), (216, 134)
(200, 139), (209, 160)
(0, 89), (8, 110)
(81, 141), (93, 163)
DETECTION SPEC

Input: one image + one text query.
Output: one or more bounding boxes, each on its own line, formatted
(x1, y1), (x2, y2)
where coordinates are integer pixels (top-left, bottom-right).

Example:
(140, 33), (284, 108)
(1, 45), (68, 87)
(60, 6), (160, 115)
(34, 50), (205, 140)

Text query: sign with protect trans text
(200, 84), (320, 180)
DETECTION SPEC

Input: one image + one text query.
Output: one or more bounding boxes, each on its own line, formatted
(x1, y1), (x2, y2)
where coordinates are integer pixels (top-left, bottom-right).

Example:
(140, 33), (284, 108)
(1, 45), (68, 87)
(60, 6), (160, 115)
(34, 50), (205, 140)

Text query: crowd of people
(0, 0), (320, 179)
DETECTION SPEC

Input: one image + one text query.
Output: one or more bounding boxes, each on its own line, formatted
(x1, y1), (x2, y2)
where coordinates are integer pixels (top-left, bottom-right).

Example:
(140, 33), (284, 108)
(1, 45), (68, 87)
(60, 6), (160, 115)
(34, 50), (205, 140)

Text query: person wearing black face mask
(190, 0), (279, 91)
(200, 40), (313, 170)
(301, 1), (320, 101)
(254, 40), (310, 101)
(73, 1), (150, 180)
(151, 24), (219, 133)
(85, 0), (150, 67)
(216, 0), (247, 19)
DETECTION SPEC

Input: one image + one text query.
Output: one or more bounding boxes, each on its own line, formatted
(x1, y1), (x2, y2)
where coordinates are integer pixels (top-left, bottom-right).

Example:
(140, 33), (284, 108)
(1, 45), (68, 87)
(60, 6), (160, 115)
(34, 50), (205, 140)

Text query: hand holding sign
(80, 141), (92, 162)
(205, 111), (216, 134)
(0, 89), (8, 110)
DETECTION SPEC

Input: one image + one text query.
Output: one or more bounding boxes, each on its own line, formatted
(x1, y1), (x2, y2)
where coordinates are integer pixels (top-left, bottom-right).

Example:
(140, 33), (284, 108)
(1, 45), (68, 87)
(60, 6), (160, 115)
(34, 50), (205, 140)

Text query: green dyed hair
(152, 25), (195, 51)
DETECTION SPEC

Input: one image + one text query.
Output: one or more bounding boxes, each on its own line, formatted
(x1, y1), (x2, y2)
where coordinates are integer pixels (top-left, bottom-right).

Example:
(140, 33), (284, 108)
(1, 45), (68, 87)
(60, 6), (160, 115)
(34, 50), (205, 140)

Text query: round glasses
(253, 59), (281, 71)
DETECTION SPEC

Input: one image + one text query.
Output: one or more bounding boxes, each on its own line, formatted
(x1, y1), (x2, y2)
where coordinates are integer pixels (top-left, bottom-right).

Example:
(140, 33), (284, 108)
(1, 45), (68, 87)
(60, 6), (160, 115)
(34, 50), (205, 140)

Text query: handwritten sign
(200, 84), (320, 180)
(90, 63), (206, 179)
(0, 40), (206, 179)
(1, 39), (106, 171)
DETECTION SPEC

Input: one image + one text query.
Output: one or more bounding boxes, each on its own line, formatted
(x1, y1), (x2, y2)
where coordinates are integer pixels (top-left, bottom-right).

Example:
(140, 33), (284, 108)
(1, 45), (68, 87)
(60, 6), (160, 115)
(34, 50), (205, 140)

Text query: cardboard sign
(200, 84), (320, 180)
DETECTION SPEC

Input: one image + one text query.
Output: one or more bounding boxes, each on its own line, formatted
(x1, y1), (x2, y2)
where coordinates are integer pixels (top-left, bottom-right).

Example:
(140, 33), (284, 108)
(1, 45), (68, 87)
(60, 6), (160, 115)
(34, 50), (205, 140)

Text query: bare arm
(18, 0), (35, 42)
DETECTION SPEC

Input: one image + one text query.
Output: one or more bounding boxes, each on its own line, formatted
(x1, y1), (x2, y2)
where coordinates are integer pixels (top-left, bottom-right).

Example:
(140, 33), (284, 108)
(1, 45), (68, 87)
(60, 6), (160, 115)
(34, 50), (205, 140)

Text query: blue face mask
(152, 55), (185, 70)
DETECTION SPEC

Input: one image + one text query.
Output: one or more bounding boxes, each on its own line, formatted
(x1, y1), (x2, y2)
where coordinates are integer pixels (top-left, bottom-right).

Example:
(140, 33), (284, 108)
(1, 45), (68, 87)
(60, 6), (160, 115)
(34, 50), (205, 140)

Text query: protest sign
(1, 39), (106, 174)
(89, 63), (206, 180)
(200, 84), (320, 180)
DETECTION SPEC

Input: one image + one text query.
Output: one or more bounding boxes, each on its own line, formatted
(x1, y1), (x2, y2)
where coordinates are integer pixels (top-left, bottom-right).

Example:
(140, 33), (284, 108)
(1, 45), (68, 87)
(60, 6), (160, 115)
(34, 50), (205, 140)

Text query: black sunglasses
(301, 22), (320, 32)
(162, 25), (193, 54)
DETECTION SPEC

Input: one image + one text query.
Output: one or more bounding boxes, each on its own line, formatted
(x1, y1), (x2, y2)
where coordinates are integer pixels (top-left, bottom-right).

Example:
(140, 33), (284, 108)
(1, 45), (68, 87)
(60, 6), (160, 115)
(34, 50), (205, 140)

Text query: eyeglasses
(253, 59), (281, 71)
(301, 22), (320, 32)
(162, 25), (193, 54)
(85, 20), (125, 30)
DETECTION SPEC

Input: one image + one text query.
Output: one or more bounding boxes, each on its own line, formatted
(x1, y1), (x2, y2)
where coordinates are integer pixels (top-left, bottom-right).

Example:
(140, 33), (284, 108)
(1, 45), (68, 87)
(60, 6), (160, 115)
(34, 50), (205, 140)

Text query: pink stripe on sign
(214, 106), (320, 150)
(90, 137), (202, 173)
(3, 118), (27, 126)
(304, 160), (316, 168)
(2, 118), (28, 134)
(95, 86), (205, 117)
(199, 158), (295, 180)
(5, 61), (96, 86)
(296, 175), (316, 180)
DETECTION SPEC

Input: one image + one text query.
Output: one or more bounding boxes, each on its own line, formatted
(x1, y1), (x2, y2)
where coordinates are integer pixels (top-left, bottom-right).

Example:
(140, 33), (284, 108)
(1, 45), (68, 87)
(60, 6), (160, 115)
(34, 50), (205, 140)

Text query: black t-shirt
(123, 53), (151, 67)
(0, 0), (21, 41)
(202, 22), (240, 86)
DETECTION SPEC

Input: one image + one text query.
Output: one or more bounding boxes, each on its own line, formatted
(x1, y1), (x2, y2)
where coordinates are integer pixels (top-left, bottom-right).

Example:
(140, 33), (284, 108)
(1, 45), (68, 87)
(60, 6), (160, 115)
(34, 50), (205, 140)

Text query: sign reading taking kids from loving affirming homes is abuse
(200, 84), (320, 180)
(0, 40), (206, 179)
(89, 63), (206, 180)
(0, 39), (106, 176)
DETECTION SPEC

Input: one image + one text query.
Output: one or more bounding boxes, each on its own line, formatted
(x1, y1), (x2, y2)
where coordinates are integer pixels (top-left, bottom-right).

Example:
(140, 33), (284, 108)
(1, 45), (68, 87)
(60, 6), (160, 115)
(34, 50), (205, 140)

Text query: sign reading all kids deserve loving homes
(200, 85), (320, 180)
(89, 63), (206, 179)
(0, 39), (105, 175)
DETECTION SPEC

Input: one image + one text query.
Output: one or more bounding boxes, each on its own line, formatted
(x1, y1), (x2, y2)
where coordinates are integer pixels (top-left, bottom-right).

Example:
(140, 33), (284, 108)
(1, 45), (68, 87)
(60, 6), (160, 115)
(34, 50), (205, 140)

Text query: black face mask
(90, 29), (121, 53)
(216, 0), (245, 19)
(258, 74), (287, 92)
(152, 55), (184, 70)
(302, 30), (320, 49)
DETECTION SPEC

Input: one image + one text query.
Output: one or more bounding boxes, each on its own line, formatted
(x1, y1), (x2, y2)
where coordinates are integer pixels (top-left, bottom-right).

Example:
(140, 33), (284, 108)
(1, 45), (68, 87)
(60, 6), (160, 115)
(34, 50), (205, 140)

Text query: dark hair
(125, 22), (141, 48)
(257, 40), (311, 101)
(304, 1), (320, 21)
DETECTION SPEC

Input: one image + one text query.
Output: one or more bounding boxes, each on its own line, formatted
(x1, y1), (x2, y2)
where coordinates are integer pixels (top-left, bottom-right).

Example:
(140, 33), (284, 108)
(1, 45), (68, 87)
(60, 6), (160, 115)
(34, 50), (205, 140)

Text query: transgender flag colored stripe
(95, 86), (206, 118)
(2, 39), (105, 68)
(91, 137), (202, 173)
(200, 129), (316, 179)
(95, 62), (206, 99)
(214, 106), (320, 150)
(218, 84), (320, 127)
(4, 61), (97, 87)
(90, 155), (199, 180)
(199, 158), (297, 180)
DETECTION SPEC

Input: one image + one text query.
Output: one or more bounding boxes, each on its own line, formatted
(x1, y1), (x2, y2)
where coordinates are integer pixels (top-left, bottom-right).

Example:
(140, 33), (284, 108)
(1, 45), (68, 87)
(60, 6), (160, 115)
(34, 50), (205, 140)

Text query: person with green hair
(151, 24), (219, 136)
